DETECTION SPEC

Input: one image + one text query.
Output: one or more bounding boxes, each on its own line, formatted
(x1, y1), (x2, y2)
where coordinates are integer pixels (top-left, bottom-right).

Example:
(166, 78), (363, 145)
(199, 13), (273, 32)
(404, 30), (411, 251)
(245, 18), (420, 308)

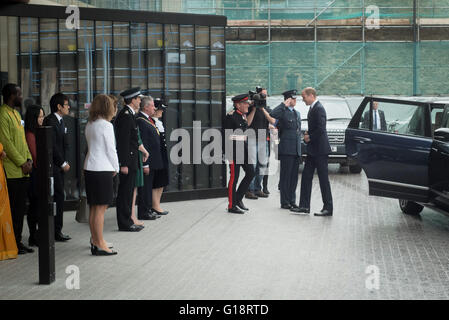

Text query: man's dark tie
(60, 118), (65, 134)
(374, 111), (377, 130)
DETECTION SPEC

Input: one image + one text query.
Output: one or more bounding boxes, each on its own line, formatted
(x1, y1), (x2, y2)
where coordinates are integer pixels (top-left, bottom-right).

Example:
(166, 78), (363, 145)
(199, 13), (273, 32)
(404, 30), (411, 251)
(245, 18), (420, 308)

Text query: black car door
(346, 97), (432, 202)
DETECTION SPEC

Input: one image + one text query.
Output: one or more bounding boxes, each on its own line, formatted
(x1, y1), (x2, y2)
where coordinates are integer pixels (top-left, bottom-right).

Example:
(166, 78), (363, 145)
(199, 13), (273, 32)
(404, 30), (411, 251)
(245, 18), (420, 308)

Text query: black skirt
(84, 170), (114, 205)
(153, 168), (169, 188)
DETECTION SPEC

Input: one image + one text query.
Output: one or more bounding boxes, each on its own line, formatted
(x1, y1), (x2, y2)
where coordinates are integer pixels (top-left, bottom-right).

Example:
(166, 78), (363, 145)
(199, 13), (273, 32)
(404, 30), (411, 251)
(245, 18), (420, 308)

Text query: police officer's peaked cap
(232, 93), (249, 103)
(154, 98), (167, 110)
(120, 87), (141, 100)
(282, 89), (297, 100)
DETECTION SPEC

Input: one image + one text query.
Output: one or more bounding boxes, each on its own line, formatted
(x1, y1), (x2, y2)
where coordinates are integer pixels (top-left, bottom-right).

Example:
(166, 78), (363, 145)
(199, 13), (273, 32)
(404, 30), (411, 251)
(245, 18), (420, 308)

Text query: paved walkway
(1, 165), (449, 299)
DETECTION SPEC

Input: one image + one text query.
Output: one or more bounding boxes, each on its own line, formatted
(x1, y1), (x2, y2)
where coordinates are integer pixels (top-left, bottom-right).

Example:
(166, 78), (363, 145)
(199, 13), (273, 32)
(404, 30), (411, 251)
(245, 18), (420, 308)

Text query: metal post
(361, 0), (366, 95)
(413, 0), (418, 95)
(37, 126), (55, 285)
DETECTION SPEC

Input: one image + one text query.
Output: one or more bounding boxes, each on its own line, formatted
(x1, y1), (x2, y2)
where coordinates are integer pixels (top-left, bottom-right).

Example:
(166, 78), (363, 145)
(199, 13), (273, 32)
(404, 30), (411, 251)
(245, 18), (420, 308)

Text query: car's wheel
(349, 164), (362, 174)
(399, 199), (423, 215)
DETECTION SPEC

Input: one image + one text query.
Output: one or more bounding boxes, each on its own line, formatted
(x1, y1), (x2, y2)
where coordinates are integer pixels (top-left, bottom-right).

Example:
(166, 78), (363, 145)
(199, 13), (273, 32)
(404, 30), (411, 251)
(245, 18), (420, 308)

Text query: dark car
(297, 97), (361, 173)
(346, 96), (449, 216)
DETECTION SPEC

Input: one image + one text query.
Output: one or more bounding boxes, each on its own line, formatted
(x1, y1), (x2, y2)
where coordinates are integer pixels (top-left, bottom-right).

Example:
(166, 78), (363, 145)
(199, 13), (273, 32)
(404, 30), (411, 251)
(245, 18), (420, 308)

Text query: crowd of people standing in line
(0, 84), (169, 259)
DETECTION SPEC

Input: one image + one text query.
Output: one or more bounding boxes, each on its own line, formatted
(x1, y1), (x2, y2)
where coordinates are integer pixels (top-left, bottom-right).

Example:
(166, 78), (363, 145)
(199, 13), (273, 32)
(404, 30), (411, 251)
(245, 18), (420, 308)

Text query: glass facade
(0, 4), (226, 203)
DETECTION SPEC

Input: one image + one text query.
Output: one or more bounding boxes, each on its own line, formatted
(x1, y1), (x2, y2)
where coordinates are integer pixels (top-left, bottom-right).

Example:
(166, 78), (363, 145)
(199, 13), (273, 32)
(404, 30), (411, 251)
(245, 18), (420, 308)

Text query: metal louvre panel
(327, 131), (345, 144)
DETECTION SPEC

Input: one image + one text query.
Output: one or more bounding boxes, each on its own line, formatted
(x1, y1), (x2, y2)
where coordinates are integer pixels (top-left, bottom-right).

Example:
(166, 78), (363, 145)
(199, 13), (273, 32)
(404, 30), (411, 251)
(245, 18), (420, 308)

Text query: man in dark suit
(115, 88), (144, 232)
(292, 87), (333, 216)
(43, 93), (71, 241)
(269, 89), (302, 209)
(362, 101), (387, 131)
(136, 96), (163, 221)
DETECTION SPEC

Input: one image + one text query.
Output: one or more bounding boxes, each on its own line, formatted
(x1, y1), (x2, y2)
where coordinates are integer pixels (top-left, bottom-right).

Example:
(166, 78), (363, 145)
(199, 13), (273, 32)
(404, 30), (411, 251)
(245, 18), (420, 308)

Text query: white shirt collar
(54, 112), (63, 122)
(310, 99), (318, 109)
(126, 105), (135, 115)
(140, 111), (150, 119)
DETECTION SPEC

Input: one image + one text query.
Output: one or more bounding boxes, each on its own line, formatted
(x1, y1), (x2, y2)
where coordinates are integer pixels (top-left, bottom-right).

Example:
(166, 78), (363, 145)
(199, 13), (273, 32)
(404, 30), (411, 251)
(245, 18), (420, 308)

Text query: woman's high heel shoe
(90, 238), (113, 249)
(91, 244), (117, 256)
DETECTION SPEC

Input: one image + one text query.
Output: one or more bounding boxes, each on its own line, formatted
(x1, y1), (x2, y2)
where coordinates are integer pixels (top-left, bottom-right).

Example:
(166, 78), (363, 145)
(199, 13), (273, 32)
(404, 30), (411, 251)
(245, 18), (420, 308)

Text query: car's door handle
(353, 136), (372, 143)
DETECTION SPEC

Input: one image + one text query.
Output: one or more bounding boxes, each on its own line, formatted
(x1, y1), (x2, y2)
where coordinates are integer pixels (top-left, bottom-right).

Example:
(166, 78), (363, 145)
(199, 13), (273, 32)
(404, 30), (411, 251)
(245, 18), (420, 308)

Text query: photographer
(246, 87), (276, 200)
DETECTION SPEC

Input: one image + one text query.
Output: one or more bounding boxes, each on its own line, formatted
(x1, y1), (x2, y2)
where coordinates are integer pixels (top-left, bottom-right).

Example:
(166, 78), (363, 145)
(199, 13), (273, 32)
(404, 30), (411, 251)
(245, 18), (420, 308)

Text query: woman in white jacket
(84, 94), (119, 256)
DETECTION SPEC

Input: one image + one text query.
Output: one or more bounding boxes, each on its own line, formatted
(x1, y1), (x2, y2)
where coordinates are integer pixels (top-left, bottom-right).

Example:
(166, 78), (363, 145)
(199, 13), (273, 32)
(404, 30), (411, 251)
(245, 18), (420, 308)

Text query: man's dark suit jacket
(306, 101), (331, 157)
(136, 112), (163, 170)
(43, 113), (68, 169)
(114, 105), (139, 171)
(362, 109), (387, 131)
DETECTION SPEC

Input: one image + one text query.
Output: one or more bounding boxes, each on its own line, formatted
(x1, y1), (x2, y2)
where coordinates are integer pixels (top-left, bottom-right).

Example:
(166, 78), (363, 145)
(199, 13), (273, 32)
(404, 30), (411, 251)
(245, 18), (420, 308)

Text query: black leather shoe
(245, 192), (258, 200)
(290, 204), (299, 209)
(138, 212), (158, 220)
(290, 207), (310, 214)
(281, 204), (292, 209)
(91, 245), (117, 256)
(18, 242), (34, 253)
(263, 188), (270, 195)
(55, 232), (71, 242)
(228, 206), (244, 214)
(152, 208), (169, 215)
(28, 234), (38, 247)
(236, 200), (249, 211)
(314, 209), (333, 216)
(119, 224), (144, 232)
(90, 238), (113, 249)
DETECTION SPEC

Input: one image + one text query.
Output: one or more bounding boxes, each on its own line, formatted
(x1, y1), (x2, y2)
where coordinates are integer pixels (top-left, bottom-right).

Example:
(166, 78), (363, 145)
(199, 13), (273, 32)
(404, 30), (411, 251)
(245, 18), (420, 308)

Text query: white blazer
(84, 118), (119, 172)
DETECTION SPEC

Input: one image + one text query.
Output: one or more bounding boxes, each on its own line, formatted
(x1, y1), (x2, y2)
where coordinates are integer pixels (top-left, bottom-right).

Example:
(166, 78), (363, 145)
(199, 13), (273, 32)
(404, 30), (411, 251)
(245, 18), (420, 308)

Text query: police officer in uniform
(270, 89), (302, 209)
(224, 93), (256, 214)
(115, 87), (144, 231)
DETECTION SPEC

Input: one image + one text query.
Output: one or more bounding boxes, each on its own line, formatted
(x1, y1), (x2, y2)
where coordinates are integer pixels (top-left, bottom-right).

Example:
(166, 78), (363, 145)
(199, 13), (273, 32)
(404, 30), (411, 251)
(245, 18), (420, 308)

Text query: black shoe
(245, 192), (258, 200)
(290, 204), (300, 209)
(18, 242), (34, 254)
(152, 208), (169, 215)
(28, 234), (38, 247)
(138, 212), (158, 220)
(281, 204), (292, 209)
(90, 238), (113, 249)
(119, 224), (144, 232)
(55, 232), (71, 242)
(236, 200), (249, 211)
(91, 245), (117, 256)
(314, 209), (333, 217)
(228, 206), (244, 214)
(263, 188), (270, 195)
(290, 207), (310, 214)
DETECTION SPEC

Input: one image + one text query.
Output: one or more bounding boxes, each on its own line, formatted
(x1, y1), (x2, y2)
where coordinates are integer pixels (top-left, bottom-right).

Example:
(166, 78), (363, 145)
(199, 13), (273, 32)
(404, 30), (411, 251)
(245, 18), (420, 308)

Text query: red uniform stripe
(228, 162), (235, 209)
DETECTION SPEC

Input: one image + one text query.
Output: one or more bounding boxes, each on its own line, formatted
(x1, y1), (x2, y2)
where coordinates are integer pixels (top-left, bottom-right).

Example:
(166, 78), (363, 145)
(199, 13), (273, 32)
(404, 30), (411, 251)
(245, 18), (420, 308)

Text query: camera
(248, 86), (266, 108)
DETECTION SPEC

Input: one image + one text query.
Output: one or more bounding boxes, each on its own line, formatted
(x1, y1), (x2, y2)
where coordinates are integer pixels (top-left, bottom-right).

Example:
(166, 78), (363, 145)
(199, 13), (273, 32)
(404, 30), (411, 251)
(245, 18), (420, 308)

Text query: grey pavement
(1, 165), (449, 300)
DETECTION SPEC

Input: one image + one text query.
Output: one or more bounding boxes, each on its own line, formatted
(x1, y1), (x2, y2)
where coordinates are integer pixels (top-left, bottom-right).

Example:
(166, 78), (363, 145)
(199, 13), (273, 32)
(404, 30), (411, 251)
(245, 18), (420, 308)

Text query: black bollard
(36, 126), (55, 285)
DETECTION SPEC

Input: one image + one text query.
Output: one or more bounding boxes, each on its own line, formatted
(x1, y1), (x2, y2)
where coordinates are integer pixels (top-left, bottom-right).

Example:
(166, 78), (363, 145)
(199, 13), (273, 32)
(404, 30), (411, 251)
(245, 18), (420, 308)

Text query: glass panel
(180, 25), (194, 91)
(130, 22), (147, 89)
(20, 17), (39, 108)
(113, 22), (130, 94)
(58, 19), (77, 97)
(360, 101), (427, 137)
(95, 21), (113, 95)
(147, 23), (163, 91)
(78, 20), (94, 106)
(39, 18), (58, 111)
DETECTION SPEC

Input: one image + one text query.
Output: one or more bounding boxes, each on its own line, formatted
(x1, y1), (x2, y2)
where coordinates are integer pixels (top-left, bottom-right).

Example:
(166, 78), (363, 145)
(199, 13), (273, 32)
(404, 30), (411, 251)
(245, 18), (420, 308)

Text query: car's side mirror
(434, 128), (449, 142)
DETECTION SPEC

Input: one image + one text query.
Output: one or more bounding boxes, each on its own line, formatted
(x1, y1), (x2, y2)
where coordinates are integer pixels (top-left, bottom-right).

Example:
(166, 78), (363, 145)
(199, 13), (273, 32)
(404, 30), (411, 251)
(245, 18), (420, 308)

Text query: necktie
(374, 111), (378, 130)
(60, 118), (65, 134)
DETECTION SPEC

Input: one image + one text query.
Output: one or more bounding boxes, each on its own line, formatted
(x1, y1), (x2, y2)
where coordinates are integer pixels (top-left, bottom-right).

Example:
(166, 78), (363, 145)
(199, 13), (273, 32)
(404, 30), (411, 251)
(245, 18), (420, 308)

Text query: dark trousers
(137, 169), (155, 218)
(299, 155), (333, 211)
(27, 169), (39, 239)
(6, 177), (30, 244)
(53, 169), (64, 234)
(227, 162), (255, 209)
(279, 155), (300, 206)
(116, 169), (137, 229)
